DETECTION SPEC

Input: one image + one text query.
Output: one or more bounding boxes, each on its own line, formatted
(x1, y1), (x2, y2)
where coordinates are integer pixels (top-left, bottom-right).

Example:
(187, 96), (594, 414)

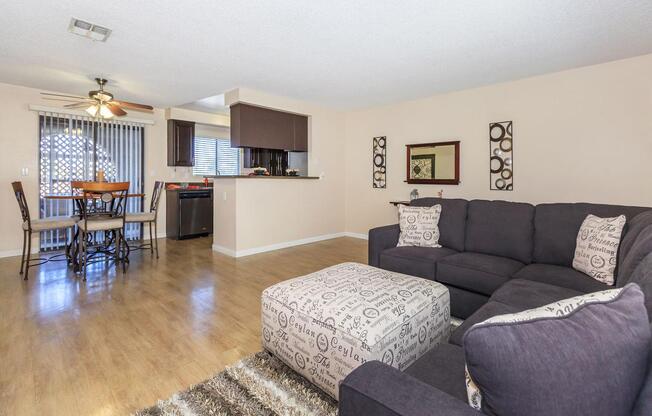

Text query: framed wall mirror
(406, 141), (460, 184)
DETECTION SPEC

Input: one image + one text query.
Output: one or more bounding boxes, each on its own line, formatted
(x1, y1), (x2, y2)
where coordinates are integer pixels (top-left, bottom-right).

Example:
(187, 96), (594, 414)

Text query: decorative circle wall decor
(377, 137), (386, 148)
(489, 121), (513, 191)
(373, 136), (387, 188)
(490, 156), (504, 173)
(490, 123), (506, 141)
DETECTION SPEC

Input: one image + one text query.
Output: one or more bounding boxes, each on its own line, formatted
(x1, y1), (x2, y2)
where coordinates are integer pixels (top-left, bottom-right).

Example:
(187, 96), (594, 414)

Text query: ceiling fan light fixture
(90, 91), (113, 101)
(99, 104), (114, 119)
(85, 104), (99, 117)
(41, 78), (151, 118)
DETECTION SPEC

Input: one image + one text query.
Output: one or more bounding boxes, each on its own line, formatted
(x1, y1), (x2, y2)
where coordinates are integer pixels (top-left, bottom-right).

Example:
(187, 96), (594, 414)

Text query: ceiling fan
(40, 78), (153, 119)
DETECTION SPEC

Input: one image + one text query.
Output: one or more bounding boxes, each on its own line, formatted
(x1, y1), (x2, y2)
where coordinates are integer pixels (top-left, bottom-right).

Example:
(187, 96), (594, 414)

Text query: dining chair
(77, 181), (130, 281)
(11, 181), (77, 280)
(126, 181), (164, 258)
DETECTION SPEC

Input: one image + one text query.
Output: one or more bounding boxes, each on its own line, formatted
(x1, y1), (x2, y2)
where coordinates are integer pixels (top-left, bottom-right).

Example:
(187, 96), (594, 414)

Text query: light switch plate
(21, 167), (29, 176)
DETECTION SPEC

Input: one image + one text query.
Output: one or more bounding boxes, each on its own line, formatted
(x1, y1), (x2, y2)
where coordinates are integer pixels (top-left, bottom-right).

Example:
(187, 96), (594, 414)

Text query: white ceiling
(179, 94), (229, 114)
(1, 0), (652, 110)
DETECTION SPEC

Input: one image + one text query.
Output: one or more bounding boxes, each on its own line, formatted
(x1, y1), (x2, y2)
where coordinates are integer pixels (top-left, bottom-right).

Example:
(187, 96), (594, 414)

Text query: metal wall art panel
(489, 121), (513, 191)
(373, 136), (387, 188)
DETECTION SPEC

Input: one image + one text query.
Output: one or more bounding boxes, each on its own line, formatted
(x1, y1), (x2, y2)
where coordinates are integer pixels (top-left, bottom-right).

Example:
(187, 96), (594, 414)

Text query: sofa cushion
(619, 211), (652, 267)
(572, 214), (626, 286)
(619, 223), (652, 286)
(379, 246), (457, 280)
(411, 198), (468, 251)
(513, 263), (608, 293)
(448, 286), (489, 320)
(464, 284), (651, 416)
(625, 252), (652, 319)
(449, 300), (521, 346)
(437, 252), (524, 296)
(633, 324), (652, 416)
(533, 202), (648, 267)
(491, 278), (583, 310)
(397, 204), (442, 248)
(404, 342), (468, 402)
(465, 200), (535, 263)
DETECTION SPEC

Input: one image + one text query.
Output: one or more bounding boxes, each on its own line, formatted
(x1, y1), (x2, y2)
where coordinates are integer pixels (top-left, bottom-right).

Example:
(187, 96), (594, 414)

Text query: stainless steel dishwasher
(166, 189), (213, 239)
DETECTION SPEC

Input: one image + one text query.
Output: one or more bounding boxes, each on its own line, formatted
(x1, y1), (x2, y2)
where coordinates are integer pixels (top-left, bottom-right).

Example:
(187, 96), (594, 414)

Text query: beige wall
(0, 82), (209, 256)
(212, 178), (237, 252)
(344, 53), (652, 235)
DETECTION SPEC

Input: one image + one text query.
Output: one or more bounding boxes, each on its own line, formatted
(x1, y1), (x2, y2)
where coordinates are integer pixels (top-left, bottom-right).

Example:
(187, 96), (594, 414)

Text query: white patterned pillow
(572, 214), (626, 285)
(464, 287), (623, 411)
(397, 204), (442, 248)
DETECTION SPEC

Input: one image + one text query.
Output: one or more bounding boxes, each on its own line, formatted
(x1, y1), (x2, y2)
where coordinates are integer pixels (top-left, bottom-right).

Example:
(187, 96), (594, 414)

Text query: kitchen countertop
(165, 187), (213, 191)
(204, 175), (320, 180)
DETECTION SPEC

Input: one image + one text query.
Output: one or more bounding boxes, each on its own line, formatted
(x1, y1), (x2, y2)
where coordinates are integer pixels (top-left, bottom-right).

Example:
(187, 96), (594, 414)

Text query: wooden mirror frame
(405, 140), (460, 185)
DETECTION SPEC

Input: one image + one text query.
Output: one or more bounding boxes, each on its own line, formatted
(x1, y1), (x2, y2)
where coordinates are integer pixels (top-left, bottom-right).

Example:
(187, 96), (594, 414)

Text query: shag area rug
(135, 350), (337, 416)
(136, 322), (463, 416)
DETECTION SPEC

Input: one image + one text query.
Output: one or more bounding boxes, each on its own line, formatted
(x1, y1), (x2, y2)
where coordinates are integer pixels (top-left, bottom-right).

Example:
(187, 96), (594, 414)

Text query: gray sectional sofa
(368, 198), (652, 318)
(340, 197), (652, 415)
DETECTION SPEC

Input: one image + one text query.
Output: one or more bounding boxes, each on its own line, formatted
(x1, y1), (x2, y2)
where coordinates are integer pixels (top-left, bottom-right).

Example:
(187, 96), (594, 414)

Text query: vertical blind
(192, 137), (239, 176)
(38, 112), (145, 250)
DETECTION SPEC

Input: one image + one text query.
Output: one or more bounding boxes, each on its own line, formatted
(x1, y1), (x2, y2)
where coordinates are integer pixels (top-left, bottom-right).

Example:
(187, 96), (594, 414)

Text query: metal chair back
(80, 182), (130, 227)
(149, 181), (164, 216)
(11, 181), (31, 229)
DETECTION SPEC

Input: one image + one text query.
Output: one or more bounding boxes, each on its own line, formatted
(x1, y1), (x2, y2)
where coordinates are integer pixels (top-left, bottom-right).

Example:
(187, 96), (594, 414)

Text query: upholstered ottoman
(261, 262), (450, 399)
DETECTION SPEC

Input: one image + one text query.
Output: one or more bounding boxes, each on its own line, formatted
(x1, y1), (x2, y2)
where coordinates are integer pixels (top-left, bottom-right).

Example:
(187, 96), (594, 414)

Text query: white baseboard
(212, 231), (368, 258)
(0, 232), (366, 260)
(342, 232), (368, 240)
(211, 244), (237, 257)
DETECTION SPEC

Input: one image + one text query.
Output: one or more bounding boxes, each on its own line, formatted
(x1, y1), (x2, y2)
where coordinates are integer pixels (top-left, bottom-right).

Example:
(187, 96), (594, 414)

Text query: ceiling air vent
(68, 18), (112, 42)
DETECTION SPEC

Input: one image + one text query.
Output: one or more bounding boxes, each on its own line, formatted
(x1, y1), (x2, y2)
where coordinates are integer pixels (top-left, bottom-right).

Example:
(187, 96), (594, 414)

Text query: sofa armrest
(339, 361), (480, 416)
(369, 224), (400, 267)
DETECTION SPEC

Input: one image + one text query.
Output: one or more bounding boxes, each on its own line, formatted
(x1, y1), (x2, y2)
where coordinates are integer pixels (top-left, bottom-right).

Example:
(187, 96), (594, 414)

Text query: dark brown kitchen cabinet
(231, 103), (308, 151)
(293, 113), (308, 151)
(167, 119), (195, 166)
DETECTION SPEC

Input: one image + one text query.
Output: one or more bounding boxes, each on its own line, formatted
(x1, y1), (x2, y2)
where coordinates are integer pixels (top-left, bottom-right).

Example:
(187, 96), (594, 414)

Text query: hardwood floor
(0, 236), (367, 415)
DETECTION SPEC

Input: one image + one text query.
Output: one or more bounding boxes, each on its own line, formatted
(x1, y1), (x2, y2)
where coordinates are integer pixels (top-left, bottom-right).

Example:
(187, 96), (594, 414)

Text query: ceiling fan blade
(42, 97), (94, 103)
(113, 100), (154, 111)
(40, 92), (88, 100)
(106, 102), (127, 116)
(64, 102), (91, 109)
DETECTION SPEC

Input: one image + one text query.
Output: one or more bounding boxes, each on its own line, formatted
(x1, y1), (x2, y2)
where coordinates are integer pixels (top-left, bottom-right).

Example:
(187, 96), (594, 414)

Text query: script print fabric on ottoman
(261, 262), (450, 399)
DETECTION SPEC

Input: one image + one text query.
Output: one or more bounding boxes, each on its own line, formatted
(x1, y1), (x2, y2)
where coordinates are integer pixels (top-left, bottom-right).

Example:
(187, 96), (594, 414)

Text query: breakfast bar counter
(205, 175), (320, 180)
(209, 174), (338, 258)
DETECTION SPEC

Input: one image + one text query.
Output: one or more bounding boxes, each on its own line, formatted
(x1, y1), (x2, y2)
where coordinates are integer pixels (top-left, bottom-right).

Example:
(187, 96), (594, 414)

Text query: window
(38, 113), (144, 250)
(193, 137), (239, 176)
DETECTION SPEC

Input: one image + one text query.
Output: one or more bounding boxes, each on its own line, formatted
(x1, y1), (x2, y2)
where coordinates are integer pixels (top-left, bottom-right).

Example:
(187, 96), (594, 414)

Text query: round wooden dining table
(43, 191), (145, 273)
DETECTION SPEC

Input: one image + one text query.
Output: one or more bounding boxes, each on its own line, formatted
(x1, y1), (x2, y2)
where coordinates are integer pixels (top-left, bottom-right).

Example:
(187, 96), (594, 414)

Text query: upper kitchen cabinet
(292, 113), (308, 151)
(230, 103), (308, 151)
(167, 119), (195, 166)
